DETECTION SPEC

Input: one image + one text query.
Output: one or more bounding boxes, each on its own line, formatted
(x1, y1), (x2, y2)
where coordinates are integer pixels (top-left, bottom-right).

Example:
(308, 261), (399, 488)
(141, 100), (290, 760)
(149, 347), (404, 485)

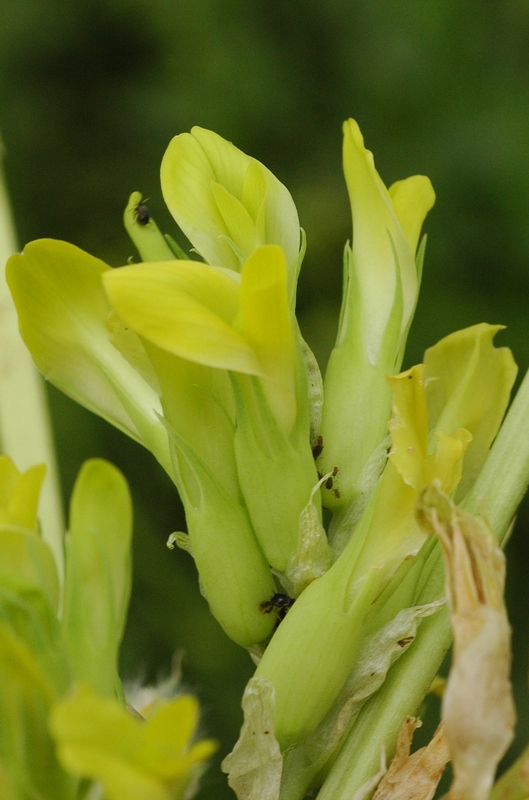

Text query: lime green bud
(319, 119), (435, 512)
(61, 459), (132, 697)
(255, 555), (382, 749)
(124, 191), (176, 262)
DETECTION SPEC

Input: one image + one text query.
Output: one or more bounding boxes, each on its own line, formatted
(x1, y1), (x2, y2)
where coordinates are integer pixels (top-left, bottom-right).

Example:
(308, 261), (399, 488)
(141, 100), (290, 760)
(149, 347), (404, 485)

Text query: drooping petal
(386, 367), (472, 497)
(387, 366), (429, 490)
(236, 245), (296, 433)
(6, 240), (172, 474)
(351, 365), (471, 579)
(103, 259), (262, 376)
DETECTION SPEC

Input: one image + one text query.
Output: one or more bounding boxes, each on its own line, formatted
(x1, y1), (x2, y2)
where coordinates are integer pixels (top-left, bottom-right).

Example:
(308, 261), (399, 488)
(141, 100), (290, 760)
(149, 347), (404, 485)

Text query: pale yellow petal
(103, 261), (262, 376)
(389, 176), (436, 256)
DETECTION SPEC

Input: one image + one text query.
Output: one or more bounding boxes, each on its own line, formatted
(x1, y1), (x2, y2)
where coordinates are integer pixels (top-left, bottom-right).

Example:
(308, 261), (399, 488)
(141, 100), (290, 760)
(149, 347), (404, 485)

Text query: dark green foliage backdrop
(1, 2), (529, 797)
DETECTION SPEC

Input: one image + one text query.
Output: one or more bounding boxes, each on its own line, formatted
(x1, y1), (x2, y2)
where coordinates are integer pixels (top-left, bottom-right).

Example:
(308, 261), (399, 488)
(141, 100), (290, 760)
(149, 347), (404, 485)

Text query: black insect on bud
(312, 435), (324, 460)
(259, 592), (295, 622)
(134, 202), (151, 225)
(325, 466), (339, 491)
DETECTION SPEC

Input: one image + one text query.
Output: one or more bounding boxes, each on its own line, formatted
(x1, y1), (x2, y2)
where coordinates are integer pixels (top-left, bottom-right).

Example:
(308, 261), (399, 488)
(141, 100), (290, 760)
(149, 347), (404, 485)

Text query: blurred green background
(1, 1), (529, 797)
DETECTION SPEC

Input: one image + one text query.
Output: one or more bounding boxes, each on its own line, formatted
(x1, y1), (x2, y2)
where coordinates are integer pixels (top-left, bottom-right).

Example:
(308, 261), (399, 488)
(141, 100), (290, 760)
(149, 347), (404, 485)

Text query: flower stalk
(0, 135), (64, 583)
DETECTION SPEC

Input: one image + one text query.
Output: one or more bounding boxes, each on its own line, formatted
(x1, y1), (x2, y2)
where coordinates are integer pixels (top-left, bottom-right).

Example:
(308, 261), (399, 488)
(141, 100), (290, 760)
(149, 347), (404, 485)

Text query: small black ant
(134, 201), (151, 225)
(312, 435), (324, 460)
(325, 466), (339, 491)
(324, 466), (341, 499)
(259, 592), (295, 622)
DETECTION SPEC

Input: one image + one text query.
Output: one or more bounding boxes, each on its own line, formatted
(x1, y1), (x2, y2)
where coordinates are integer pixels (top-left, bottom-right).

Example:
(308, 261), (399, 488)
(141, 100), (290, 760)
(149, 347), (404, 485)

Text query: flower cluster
(0, 456), (215, 799)
(6, 120), (527, 800)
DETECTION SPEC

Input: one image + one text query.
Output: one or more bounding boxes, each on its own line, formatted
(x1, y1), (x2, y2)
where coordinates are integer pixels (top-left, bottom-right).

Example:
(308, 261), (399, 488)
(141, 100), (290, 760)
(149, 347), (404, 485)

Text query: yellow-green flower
(104, 244), (319, 573)
(6, 240), (173, 476)
(161, 126), (302, 305)
(104, 244), (295, 434)
(7, 240), (277, 647)
(319, 118), (435, 512)
(50, 684), (218, 800)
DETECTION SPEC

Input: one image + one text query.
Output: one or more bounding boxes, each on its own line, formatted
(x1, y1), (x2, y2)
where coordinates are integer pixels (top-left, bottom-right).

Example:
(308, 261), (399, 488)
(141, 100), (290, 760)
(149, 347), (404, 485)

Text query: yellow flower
(103, 243), (295, 435)
(50, 685), (218, 800)
(104, 244), (319, 573)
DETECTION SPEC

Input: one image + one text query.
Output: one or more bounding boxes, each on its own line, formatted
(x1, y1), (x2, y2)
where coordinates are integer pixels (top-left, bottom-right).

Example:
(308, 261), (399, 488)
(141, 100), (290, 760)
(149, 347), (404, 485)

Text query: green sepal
(318, 244), (400, 512)
(282, 477), (334, 597)
(124, 192), (175, 263)
(164, 233), (189, 260)
(254, 563), (382, 749)
(61, 459), (132, 698)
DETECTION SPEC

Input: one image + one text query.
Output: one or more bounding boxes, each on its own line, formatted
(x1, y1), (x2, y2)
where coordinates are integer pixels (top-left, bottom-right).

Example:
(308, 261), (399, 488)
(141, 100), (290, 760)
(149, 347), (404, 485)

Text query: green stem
(462, 365), (529, 533)
(0, 135), (65, 583)
(318, 366), (529, 799)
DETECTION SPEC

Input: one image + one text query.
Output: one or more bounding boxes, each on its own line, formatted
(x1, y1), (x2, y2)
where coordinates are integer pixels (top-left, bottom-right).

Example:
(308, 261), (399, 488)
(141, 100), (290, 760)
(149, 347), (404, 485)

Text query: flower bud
(319, 119), (435, 512)
(161, 126), (302, 305)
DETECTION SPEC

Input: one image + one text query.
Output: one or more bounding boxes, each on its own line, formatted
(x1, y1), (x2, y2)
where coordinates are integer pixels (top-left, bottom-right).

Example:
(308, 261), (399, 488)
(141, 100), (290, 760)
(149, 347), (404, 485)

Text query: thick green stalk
(462, 365), (529, 534)
(0, 136), (64, 582)
(318, 367), (529, 799)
